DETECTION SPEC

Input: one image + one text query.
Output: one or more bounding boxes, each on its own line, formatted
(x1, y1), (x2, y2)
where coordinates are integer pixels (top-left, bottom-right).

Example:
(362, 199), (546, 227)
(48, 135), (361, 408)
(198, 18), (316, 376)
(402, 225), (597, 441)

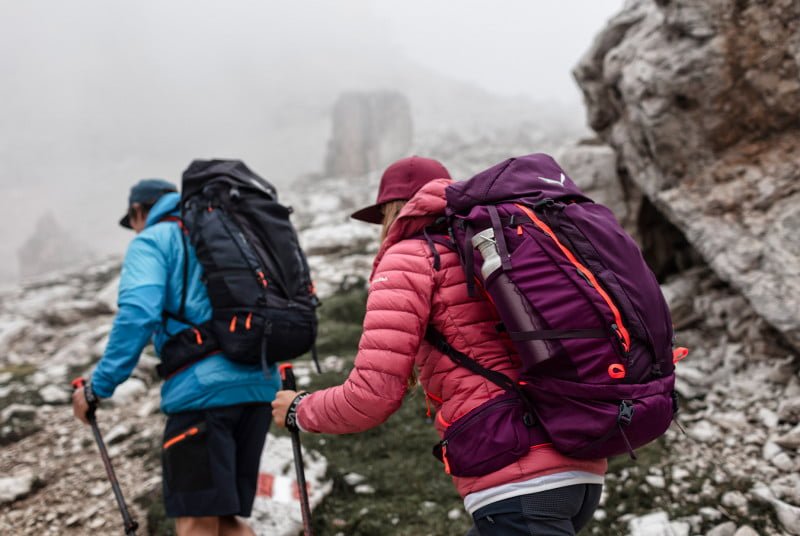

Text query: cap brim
(119, 213), (132, 229)
(350, 204), (384, 224)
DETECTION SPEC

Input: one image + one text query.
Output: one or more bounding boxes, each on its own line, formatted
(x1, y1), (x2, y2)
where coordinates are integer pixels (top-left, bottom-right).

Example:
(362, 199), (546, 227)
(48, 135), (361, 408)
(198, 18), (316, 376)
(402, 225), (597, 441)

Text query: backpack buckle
(523, 412), (536, 428)
(618, 400), (635, 426)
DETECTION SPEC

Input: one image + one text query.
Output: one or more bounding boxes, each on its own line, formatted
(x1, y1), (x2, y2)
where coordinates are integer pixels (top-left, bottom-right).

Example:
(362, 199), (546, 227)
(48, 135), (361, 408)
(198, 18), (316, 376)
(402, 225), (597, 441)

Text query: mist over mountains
(0, 1), (589, 284)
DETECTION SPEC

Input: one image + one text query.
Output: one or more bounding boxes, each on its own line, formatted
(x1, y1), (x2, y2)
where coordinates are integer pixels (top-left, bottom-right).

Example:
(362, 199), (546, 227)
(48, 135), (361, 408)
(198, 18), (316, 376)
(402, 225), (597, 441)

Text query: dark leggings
(468, 484), (603, 536)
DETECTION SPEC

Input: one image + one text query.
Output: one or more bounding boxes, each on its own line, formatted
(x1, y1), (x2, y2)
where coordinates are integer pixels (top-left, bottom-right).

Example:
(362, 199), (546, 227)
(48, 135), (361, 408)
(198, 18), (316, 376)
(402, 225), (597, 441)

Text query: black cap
(119, 178), (178, 229)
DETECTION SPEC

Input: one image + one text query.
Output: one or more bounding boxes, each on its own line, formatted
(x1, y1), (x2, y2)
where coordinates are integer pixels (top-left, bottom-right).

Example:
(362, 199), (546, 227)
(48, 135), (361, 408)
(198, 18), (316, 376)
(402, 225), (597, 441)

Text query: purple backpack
(427, 154), (685, 477)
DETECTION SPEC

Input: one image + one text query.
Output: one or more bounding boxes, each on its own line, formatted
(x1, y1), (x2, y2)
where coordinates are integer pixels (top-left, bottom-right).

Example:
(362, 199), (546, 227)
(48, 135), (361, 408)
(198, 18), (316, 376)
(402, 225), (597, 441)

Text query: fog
(0, 0), (621, 283)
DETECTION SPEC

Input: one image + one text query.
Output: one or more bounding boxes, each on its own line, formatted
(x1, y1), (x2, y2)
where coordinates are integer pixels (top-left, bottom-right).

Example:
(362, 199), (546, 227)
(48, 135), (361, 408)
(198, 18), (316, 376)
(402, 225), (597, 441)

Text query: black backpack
(158, 159), (319, 378)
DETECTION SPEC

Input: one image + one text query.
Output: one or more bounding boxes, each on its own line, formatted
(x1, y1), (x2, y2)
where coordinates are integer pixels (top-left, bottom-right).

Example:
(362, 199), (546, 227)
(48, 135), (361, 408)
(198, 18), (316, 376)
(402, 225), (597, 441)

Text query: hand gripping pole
(72, 377), (138, 536)
(279, 364), (313, 536)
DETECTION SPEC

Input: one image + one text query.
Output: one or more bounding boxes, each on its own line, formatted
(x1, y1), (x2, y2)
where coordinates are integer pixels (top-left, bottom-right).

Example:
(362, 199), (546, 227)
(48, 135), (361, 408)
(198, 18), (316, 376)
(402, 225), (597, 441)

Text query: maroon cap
(351, 156), (451, 224)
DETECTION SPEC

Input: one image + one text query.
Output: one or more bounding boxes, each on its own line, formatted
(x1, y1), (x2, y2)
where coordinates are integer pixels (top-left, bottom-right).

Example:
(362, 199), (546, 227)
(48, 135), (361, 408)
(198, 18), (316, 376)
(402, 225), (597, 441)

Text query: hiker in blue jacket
(72, 178), (278, 536)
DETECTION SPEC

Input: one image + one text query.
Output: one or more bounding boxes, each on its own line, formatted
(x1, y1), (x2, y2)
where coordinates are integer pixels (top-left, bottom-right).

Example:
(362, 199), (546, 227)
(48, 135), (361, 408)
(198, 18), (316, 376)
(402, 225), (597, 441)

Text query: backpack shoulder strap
(425, 326), (516, 393)
(159, 216), (194, 329)
(414, 219), (455, 271)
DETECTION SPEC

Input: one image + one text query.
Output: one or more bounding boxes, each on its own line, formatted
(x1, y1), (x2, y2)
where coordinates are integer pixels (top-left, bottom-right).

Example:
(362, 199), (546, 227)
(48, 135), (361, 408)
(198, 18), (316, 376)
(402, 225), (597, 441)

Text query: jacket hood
(371, 178), (452, 277)
(145, 191), (181, 228)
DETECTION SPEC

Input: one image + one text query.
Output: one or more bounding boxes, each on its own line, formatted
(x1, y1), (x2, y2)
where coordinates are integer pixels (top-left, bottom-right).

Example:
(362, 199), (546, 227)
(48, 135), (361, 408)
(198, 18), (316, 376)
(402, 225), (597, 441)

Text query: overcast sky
(0, 1), (622, 283)
(372, 0), (622, 102)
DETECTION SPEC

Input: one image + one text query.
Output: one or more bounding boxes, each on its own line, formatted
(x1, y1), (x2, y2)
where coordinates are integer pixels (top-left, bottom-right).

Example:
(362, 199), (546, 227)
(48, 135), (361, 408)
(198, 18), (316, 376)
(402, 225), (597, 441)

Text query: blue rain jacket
(91, 192), (280, 414)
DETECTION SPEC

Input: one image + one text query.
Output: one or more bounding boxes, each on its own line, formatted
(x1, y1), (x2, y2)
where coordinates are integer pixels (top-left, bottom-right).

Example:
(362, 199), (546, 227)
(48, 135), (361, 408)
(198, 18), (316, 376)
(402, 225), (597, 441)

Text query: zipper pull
(423, 392), (433, 423)
(441, 442), (451, 475)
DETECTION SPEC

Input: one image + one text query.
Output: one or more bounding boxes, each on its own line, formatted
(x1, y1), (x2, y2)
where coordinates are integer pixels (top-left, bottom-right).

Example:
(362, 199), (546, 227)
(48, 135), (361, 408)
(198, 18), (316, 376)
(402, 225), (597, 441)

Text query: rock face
(574, 0), (800, 349)
(324, 91), (413, 177)
(17, 213), (95, 281)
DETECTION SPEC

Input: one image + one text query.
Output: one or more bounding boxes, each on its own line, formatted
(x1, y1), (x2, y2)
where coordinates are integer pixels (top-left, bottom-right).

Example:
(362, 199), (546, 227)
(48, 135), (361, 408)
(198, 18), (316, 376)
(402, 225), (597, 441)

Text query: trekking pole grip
(71, 376), (97, 420)
(279, 363), (297, 391)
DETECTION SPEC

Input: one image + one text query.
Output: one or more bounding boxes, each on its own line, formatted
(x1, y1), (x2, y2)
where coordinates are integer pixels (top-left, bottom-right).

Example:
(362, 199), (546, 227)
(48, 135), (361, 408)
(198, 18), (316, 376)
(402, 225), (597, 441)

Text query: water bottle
(472, 228), (552, 366)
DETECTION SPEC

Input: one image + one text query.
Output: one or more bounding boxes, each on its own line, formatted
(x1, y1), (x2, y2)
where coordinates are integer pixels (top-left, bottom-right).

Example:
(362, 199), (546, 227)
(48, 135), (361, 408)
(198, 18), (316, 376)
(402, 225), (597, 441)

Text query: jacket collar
(144, 192), (181, 228)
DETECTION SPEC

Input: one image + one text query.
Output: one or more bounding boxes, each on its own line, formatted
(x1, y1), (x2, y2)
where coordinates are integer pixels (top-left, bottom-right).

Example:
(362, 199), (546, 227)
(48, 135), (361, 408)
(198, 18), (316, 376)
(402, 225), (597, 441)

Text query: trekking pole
(71, 377), (139, 536)
(279, 364), (314, 536)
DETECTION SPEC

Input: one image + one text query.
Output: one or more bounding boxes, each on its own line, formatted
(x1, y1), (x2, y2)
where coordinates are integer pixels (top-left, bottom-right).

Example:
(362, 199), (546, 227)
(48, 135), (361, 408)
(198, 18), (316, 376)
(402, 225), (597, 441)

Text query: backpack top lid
(181, 159), (278, 201)
(445, 153), (589, 214)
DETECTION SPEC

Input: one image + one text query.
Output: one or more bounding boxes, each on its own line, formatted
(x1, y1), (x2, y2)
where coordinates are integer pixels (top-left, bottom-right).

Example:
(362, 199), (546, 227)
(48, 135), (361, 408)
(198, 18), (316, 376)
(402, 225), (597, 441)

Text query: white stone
(0, 319), (27, 355)
(1, 404), (37, 424)
(706, 522), (737, 536)
(420, 501), (437, 512)
(758, 408), (780, 428)
(778, 397), (800, 423)
(89, 482), (106, 497)
(672, 467), (691, 481)
(594, 509), (607, 521)
(711, 411), (749, 431)
(343, 473), (366, 486)
(447, 508), (463, 520)
(752, 483), (800, 535)
(109, 378), (147, 405)
(688, 420), (719, 443)
(0, 471), (35, 505)
(104, 424), (133, 445)
(762, 440), (783, 461)
(772, 452), (795, 472)
(775, 424), (800, 449)
(87, 517), (106, 529)
(721, 491), (748, 510)
(733, 527), (759, 536)
(698, 507), (723, 521)
(40, 384), (70, 404)
(627, 511), (690, 536)
(645, 475), (666, 489)
(354, 484), (375, 494)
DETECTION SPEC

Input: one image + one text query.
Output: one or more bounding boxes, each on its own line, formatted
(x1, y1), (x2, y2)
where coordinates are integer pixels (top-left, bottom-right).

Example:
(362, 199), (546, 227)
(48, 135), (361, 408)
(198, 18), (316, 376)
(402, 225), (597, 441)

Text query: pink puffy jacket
(297, 178), (607, 497)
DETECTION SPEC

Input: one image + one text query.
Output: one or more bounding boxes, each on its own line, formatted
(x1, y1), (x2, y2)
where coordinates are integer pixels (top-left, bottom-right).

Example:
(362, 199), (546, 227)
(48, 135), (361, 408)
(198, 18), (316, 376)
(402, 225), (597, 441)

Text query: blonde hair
(380, 200), (407, 243)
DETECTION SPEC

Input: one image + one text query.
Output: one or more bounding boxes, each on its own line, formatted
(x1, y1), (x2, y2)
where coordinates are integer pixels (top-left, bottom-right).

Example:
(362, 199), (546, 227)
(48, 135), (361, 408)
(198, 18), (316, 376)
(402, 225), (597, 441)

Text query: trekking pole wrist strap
(285, 392), (310, 432)
(84, 382), (99, 409)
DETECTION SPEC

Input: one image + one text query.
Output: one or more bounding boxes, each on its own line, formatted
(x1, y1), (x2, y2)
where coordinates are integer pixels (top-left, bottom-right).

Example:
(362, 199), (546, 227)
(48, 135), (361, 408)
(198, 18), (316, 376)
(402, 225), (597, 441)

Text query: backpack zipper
(442, 398), (519, 441)
(515, 203), (632, 352)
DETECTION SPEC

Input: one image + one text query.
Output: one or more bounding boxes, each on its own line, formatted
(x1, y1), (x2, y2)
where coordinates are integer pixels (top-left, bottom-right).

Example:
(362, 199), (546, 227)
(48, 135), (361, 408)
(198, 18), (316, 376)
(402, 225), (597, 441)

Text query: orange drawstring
(442, 444), (451, 474)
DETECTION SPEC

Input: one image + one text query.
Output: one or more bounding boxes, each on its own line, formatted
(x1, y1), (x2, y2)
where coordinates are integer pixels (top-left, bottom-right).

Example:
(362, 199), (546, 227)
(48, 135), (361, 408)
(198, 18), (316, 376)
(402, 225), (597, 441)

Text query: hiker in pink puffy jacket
(273, 156), (607, 535)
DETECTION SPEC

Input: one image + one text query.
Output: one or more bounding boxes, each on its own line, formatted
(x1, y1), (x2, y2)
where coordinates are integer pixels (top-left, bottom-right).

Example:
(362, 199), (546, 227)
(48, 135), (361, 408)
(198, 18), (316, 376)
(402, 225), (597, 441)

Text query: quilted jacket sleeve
(297, 240), (435, 434)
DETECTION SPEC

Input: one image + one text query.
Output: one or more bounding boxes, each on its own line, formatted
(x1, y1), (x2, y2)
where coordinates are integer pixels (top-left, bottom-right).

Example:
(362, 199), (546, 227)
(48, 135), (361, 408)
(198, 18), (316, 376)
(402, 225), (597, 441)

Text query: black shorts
(161, 404), (271, 518)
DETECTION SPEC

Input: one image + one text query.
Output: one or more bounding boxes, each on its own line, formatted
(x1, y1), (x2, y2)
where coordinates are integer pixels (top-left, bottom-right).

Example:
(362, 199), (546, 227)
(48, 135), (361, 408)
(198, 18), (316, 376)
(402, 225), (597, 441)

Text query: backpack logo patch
(538, 172), (566, 187)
